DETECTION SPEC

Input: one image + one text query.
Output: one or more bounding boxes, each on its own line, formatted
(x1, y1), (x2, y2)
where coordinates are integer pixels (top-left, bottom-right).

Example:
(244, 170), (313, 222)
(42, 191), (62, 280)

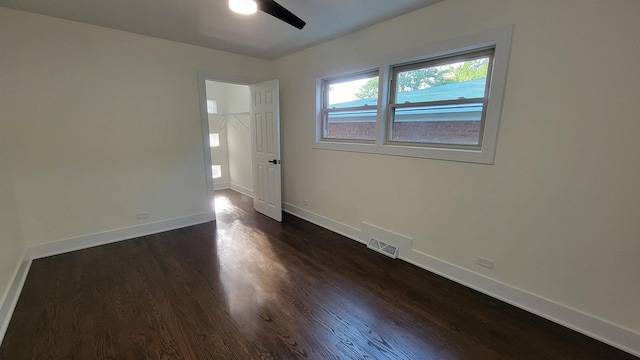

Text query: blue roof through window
(330, 78), (487, 109)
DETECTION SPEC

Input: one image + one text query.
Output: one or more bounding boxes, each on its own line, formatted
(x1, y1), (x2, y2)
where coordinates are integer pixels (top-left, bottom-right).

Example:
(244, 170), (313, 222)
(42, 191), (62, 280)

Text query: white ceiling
(0, 0), (442, 59)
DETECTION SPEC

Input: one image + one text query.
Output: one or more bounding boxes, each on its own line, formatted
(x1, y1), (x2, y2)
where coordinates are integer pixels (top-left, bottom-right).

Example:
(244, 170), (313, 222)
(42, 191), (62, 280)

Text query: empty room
(1, 0), (639, 359)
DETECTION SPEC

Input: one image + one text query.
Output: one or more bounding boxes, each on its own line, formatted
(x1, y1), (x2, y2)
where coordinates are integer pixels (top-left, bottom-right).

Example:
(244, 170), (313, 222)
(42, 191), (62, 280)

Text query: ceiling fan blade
(256, 0), (306, 30)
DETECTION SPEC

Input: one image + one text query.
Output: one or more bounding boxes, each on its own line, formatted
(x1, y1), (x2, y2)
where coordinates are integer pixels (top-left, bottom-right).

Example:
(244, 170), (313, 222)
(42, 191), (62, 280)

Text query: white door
(250, 80), (282, 222)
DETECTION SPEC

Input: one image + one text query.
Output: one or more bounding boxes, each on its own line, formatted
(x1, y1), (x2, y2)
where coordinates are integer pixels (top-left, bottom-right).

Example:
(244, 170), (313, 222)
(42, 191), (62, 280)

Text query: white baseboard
(283, 203), (363, 243)
(1, 212), (215, 346)
(0, 250), (32, 346)
(282, 202), (640, 358)
(230, 183), (253, 198)
(30, 212), (215, 259)
(213, 182), (231, 190)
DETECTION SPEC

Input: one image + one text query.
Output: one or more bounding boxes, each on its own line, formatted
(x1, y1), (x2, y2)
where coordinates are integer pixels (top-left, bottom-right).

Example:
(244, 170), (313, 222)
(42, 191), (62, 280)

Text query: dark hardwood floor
(1, 189), (636, 359)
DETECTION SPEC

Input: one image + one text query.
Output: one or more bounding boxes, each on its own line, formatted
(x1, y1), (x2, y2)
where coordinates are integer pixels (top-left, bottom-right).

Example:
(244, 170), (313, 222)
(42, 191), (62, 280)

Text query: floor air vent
(367, 238), (399, 259)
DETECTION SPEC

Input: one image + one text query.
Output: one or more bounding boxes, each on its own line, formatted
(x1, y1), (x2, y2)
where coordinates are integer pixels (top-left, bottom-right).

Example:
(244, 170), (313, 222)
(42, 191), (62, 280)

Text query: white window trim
(314, 25), (513, 165)
(320, 69), (379, 143)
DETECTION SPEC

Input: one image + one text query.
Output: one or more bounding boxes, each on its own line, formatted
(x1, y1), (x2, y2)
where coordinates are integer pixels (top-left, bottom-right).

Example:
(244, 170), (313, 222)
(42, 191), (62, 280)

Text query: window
(315, 26), (513, 164)
(321, 71), (379, 142)
(211, 165), (222, 179)
(209, 133), (220, 147)
(388, 49), (493, 149)
(207, 100), (218, 114)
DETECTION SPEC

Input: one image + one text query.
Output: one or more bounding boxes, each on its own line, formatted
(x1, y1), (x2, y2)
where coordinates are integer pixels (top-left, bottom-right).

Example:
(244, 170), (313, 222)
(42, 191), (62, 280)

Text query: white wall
(274, 0), (640, 341)
(0, 7), (271, 248)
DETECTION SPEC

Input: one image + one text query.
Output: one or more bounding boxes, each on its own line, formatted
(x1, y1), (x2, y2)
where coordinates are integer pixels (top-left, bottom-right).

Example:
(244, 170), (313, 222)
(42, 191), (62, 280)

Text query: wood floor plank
(0, 189), (636, 359)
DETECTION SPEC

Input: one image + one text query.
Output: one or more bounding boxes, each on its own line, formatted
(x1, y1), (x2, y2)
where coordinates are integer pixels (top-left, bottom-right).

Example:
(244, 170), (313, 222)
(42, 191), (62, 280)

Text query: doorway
(197, 73), (283, 222)
(204, 80), (253, 197)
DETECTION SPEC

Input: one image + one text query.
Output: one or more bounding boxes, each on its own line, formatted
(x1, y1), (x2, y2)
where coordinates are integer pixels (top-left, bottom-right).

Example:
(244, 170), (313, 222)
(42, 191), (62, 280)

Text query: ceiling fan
(229, 0), (306, 30)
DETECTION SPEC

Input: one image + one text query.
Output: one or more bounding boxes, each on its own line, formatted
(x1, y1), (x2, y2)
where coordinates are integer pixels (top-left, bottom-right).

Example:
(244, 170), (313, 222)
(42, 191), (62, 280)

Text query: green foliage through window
(354, 58), (489, 100)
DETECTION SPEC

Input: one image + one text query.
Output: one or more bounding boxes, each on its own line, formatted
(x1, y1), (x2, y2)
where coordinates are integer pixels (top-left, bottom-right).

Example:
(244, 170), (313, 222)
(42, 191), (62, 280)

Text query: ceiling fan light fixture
(229, 0), (257, 15)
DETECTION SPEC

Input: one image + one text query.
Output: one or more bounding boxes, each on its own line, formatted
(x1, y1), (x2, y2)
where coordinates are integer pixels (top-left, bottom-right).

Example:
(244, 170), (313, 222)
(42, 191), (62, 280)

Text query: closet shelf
(214, 112), (250, 131)
(216, 112), (249, 116)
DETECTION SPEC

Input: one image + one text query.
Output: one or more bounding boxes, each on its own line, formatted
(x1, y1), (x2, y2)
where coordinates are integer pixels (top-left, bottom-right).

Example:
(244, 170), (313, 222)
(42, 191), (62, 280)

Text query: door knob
(268, 159), (281, 164)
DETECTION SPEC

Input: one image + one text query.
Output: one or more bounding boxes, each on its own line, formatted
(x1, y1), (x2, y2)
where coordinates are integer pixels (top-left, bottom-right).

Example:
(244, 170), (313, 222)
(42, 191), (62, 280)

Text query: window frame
(320, 70), (379, 143)
(387, 48), (494, 150)
(314, 25), (513, 165)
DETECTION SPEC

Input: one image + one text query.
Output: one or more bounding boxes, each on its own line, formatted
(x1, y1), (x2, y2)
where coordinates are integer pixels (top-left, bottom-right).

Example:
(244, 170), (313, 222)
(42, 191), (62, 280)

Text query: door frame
(197, 72), (261, 217)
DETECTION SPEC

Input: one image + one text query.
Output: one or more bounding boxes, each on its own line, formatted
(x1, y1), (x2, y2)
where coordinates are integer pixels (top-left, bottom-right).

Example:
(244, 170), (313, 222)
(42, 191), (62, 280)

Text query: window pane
(325, 109), (376, 141)
(207, 100), (218, 114)
(211, 165), (222, 179)
(328, 76), (379, 108)
(390, 103), (483, 146)
(209, 133), (220, 147)
(394, 57), (490, 103)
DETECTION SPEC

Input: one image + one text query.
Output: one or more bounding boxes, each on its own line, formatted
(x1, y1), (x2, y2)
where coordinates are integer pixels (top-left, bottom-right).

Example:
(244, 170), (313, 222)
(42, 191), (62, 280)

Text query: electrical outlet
(477, 256), (494, 269)
(136, 212), (149, 220)
(302, 200), (310, 207)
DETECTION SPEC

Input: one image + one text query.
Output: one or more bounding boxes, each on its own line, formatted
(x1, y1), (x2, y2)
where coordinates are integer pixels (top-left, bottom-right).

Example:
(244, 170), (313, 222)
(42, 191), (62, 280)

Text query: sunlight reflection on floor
(210, 191), (453, 359)
(214, 196), (232, 213)
(215, 195), (290, 335)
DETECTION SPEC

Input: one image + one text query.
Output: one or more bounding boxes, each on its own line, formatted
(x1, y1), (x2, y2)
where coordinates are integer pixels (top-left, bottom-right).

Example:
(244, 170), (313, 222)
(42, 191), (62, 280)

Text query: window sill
(313, 140), (496, 164)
